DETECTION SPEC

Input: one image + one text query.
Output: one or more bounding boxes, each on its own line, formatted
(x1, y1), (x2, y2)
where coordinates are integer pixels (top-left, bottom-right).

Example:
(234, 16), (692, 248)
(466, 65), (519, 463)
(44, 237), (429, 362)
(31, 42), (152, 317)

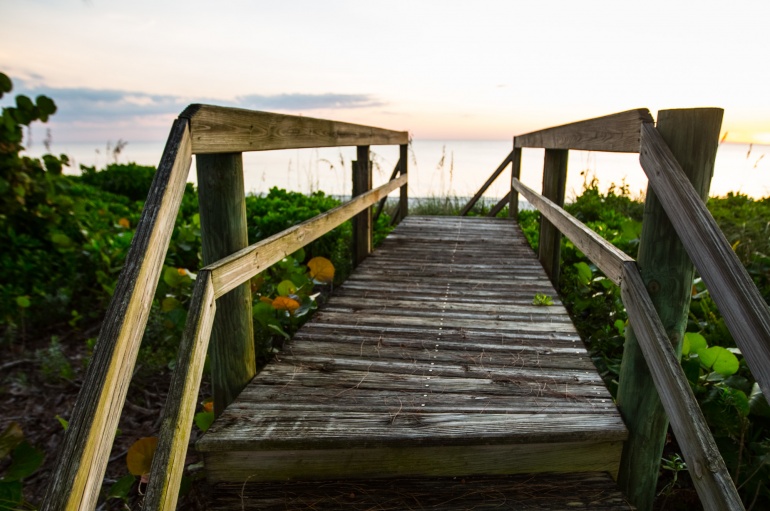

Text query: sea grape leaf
(272, 296), (300, 312)
(682, 332), (707, 356)
(276, 280), (297, 297)
(4, 442), (44, 481)
(194, 411), (215, 432)
(697, 346), (739, 376)
(107, 474), (136, 500)
(308, 256), (335, 283)
(574, 262), (592, 286)
(126, 437), (158, 477)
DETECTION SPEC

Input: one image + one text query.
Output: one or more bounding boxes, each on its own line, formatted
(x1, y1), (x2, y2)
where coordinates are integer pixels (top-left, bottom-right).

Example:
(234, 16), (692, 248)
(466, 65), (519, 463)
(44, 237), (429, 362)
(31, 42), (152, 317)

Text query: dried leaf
(0, 423), (24, 460)
(118, 218), (130, 228)
(126, 437), (158, 477)
(308, 257), (335, 283)
(272, 296), (300, 312)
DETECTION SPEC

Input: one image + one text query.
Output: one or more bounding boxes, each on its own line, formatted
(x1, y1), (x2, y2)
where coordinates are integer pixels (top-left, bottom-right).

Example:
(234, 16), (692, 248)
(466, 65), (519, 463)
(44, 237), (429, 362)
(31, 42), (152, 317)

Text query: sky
(1, 0), (769, 145)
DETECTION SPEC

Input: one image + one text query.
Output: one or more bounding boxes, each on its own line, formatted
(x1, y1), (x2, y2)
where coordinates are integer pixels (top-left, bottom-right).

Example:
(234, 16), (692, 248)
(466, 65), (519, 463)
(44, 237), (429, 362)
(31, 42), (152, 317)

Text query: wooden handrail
(639, 122), (770, 402)
(514, 108), (653, 153)
(42, 120), (194, 510)
(143, 172), (407, 509)
(620, 263), (743, 511)
(43, 105), (409, 510)
(144, 270), (217, 510)
(207, 173), (408, 298)
(511, 178), (632, 285)
(182, 104), (408, 154)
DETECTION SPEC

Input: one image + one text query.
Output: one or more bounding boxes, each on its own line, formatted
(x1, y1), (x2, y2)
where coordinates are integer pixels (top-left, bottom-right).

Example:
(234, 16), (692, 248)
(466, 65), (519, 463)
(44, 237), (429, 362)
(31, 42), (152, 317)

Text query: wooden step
(206, 472), (635, 510)
(197, 217), (627, 482)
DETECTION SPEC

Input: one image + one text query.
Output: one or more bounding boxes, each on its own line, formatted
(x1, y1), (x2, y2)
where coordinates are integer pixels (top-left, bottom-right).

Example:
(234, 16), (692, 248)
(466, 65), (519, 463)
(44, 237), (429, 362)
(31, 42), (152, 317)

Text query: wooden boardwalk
(198, 216), (628, 506)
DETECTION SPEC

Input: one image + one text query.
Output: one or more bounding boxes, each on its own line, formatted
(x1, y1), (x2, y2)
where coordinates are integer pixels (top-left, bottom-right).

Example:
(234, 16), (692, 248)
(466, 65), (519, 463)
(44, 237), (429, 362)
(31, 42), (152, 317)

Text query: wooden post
(616, 109), (723, 511)
(509, 145), (522, 220)
(399, 143), (409, 222)
(197, 153), (256, 417)
(352, 145), (372, 266)
(538, 149), (568, 285)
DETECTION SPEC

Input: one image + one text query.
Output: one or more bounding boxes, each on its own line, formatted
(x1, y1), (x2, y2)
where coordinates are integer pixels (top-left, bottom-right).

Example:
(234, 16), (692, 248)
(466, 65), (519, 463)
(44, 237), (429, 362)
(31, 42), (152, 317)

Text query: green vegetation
(0, 73), (392, 506)
(517, 177), (770, 509)
(3, 70), (769, 508)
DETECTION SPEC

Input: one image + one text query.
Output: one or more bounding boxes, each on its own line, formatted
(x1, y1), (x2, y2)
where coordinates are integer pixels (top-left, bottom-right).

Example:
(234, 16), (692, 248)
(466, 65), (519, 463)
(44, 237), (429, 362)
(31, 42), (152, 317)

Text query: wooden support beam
(42, 120), (193, 511)
(487, 192), (511, 218)
(197, 153), (256, 417)
(460, 151), (512, 216)
(616, 109), (722, 511)
(207, 174), (407, 297)
(514, 108), (653, 153)
(512, 178), (632, 285)
(638, 118), (770, 405)
(538, 149), (568, 286)
(373, 161), (400, 223)
(399, 143), (409, 222)
(182, 104), (408, 154)
(352, 146), (372, 266)
(144, 270), (217, 510)
(509, 146), (522, 219)
(620, 262), (744, 511)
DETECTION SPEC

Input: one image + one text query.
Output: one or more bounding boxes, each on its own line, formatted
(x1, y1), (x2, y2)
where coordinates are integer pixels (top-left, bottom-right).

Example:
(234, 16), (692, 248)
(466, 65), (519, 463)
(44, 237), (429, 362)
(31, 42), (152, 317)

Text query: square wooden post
(616, 108), (723, 511)
(197, 152), (256, 417)
(538, 149), (568, 286)
(352, 145), (372, 266)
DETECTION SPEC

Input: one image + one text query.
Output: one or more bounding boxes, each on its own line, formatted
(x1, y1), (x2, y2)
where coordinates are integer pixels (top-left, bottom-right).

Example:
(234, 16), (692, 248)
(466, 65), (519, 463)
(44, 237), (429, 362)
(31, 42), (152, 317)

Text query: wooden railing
(42, 105), (408, 511)
(466, 107), (770, 511)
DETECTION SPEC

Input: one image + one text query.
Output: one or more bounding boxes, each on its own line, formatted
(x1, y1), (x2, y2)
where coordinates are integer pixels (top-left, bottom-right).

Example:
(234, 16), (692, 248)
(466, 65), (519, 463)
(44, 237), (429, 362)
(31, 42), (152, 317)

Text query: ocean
(24, 139), (770, 201)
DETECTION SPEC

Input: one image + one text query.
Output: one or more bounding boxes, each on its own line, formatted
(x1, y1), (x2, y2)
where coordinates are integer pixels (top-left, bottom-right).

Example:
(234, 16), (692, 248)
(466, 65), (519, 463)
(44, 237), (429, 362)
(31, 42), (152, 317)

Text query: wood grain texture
(208, 472), (634, 510)
(538, 149), (568, 286)
(621, 263), (743, 511)
(509, 146), (522, 219)
(352, 146), (372, 266)
(203, 441), (624, 482)
(617, 109), (722, 511)
(460, 151), (513, 216)
(183, 104), (408, 154)
(486, 191), (511, 217)
(198, 217), (626, 482)
(398, 143), (408, 222)
(512, 178), (632, 285)
(144, 271), (217, 510)
(639, 121), (770, 402)
(42, 120), (193, 510)
(373, 160), (400, 222)
(514, 108), (653, 152)
(197, 153), (255, 416)
(207, 173), (407, 297)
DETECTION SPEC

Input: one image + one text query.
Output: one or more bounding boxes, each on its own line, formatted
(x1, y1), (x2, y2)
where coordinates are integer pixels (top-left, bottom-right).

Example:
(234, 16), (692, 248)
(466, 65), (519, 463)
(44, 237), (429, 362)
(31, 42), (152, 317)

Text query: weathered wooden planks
(620, 263), (743, 511)
(639, 120), (770, 404)
(512, 178), (633, 285)
(42, 120), (193, 511)
(198, 216), (626, 483)
(182, 104), (408, 154)
(206, 173), (406, 297)
(208, 472), (634, 510)
(514, 108), (653, 152)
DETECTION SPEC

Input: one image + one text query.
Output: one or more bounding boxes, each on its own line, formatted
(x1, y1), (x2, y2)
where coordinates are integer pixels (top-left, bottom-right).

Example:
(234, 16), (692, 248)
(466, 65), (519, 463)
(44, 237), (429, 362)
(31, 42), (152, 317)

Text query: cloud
(0, 76), (385, 143)
(236, 93), (383, 111)
(5, 79), (187, 121)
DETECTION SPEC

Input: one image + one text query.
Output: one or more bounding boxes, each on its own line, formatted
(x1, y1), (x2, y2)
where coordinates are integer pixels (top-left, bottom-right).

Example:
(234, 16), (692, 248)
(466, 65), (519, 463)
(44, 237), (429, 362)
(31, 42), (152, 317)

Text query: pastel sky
(2, 0), (769, 144)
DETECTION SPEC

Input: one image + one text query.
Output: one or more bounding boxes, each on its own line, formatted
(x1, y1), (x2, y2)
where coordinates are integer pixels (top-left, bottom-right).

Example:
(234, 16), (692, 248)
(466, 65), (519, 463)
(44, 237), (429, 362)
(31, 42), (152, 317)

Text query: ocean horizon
(22, 139), (770, 201)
